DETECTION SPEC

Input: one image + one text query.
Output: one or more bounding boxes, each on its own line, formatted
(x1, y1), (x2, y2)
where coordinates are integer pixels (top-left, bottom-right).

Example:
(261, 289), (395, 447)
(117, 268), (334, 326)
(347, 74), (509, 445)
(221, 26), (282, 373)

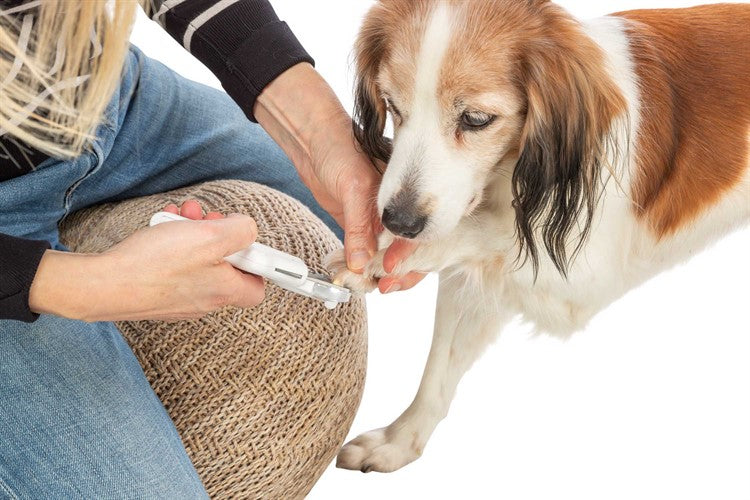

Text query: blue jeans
(0, 47), (341, 498)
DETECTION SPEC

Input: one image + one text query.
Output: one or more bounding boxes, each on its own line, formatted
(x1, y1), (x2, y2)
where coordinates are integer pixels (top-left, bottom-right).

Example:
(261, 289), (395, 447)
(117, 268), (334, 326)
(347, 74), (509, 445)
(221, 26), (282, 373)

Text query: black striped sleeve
(0, 233), (50, 323)
(151, 0), (314, 122)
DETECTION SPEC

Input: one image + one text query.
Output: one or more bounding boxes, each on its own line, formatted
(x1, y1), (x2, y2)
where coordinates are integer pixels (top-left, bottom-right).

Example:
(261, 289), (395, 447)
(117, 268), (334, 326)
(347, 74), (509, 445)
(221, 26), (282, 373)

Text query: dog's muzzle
(382, 206), (427, 239)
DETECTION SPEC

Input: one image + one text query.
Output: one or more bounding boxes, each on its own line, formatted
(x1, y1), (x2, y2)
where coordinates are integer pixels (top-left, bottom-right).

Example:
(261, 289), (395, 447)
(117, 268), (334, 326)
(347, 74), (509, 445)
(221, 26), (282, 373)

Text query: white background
(131, 2), (750, 499)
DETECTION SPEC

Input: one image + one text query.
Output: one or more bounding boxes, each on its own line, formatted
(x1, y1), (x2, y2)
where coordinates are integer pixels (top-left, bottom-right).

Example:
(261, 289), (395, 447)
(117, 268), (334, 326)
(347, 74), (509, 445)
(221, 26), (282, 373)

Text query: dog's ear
(353, 6), (392, 166)
(512, 14), (626, 277)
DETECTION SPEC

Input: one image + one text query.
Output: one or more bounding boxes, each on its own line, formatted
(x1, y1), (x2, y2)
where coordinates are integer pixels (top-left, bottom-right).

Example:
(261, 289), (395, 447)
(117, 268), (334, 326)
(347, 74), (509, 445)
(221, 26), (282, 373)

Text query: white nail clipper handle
(148, 212), (309, 289)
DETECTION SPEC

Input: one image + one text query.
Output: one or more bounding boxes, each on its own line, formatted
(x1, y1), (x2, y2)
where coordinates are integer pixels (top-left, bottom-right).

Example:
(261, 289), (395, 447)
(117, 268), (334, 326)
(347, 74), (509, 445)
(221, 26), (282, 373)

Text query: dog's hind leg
(337, 269), (511, 473)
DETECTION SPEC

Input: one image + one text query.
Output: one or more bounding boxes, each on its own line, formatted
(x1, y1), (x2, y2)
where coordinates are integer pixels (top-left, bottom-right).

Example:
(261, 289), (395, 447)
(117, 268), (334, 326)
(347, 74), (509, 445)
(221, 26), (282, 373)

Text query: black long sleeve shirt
(0, 0), (314, 322)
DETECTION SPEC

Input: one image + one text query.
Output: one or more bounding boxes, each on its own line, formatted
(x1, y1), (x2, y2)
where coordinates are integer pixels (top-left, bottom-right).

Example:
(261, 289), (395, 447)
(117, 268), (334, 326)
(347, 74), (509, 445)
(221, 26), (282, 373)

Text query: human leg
(0, 316), (208, 498)
(65, 46), (342, 239)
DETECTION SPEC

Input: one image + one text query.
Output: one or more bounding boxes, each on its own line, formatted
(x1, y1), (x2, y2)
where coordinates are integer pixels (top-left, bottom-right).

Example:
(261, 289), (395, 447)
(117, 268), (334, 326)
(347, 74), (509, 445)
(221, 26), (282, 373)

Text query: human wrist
(28, 250), (110, 321)
(254, 63), (350, 160)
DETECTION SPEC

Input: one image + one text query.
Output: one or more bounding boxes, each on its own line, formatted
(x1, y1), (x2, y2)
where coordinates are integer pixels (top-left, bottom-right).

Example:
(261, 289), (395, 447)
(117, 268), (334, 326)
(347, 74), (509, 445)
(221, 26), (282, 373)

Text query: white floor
(132, 2), (750, 498)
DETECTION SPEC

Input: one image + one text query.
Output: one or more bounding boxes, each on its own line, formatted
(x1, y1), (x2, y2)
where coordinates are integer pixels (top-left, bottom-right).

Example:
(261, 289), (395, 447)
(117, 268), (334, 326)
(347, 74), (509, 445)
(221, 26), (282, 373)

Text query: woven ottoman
(59, 180), (368, 499)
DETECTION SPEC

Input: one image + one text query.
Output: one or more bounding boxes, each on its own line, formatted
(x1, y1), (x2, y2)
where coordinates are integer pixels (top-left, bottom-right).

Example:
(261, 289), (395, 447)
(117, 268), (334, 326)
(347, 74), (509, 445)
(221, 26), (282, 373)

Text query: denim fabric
(0, 316), (208, 498)
(0, 46), (341, 497)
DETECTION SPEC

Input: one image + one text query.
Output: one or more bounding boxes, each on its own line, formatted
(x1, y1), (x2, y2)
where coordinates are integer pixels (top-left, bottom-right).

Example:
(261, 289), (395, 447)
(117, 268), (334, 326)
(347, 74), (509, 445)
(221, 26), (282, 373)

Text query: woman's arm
(149, 0), (313, 123)
(149, 0), (380, 268)
(0, 233), (51, 322)
(24, 204), (265, 323)
(150, 1), (421, 284)
(150, 1), (379, 268)
(253, 63), (381, 271)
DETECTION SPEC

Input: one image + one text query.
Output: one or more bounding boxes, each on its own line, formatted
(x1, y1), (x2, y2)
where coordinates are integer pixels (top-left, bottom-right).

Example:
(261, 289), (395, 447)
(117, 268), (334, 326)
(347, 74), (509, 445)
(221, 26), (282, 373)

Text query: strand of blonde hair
(0, 1), (143, 159)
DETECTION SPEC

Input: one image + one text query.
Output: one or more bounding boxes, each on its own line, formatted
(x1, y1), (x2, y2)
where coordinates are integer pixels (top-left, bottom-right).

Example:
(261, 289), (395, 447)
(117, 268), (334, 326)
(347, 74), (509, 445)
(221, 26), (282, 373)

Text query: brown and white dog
(327, 0), (750, 473)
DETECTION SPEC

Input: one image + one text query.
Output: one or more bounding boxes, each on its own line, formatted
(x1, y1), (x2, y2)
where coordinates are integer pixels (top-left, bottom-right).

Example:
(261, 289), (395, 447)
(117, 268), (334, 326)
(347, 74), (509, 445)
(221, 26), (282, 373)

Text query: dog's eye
(460, 111), (496, 131)
(386, 99), (403, 119)
(385, 98), (404, 126)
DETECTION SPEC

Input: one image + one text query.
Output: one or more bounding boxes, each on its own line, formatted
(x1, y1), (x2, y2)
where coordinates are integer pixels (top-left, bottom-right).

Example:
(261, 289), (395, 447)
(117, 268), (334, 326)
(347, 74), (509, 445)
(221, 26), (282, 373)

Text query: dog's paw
(336, 428), (421, 473)
(324, 249), (378, 293)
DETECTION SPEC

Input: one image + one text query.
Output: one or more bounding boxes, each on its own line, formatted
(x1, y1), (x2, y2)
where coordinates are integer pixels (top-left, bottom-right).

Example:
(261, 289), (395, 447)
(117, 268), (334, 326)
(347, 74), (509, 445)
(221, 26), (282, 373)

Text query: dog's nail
(348, 251), (370, 271)
(385, 282), (402, 294)
(361, 464), (373, 473)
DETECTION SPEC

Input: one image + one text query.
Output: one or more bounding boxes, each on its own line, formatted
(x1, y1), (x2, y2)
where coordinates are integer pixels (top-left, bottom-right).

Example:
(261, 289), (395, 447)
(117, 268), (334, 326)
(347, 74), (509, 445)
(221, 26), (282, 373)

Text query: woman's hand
(254, 63), (425, 291)
(254, 63), (380, 272)
(377, 239), (426, 294)
(29, 201), (265, 322)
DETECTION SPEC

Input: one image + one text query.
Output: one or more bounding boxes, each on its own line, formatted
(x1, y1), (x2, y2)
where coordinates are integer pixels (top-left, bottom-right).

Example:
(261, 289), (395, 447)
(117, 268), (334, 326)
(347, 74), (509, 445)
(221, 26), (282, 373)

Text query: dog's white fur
(327, 2), (750, 473)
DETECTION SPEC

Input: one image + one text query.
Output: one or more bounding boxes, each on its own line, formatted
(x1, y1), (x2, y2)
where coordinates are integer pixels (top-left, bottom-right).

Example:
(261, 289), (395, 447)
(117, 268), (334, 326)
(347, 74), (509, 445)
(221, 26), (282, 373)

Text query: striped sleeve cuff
(0, 233), (50, 323)
(153, 0), (314, 122)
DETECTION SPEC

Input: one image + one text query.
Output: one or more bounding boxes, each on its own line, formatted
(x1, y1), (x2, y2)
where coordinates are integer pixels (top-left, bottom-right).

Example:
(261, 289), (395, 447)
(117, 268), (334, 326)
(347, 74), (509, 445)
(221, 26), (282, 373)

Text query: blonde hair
(0, 1), (143, 159)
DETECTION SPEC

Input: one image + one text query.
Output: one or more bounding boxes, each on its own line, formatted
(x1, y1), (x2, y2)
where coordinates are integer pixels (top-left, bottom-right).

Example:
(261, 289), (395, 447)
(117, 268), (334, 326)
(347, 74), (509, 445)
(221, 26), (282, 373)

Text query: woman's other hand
(254, 63), (426, 292)
(254, 63), (380, 273)
(378, 238), (426, 294)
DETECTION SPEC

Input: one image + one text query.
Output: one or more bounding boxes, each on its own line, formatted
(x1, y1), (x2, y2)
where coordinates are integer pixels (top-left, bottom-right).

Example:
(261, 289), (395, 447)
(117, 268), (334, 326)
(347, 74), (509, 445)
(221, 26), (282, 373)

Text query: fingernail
(348, 251), (370, 271)
(384, 282), (401, 294)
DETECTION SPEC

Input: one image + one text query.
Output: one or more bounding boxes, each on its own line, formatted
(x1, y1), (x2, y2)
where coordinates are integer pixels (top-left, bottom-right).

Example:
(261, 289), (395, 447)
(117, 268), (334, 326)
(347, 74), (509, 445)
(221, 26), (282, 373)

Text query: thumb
(343, 193), (378, 273)
(206, 214), (258, 256)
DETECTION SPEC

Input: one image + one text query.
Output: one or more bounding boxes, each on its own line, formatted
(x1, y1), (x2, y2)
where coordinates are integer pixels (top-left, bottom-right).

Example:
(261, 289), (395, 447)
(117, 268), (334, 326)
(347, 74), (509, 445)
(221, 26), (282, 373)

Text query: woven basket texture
(59, 180), (368, 499)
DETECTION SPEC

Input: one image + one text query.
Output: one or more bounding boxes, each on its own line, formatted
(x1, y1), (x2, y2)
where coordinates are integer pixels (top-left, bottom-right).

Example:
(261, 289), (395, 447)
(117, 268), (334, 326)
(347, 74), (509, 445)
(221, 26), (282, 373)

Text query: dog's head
(354, 0), (625, 274)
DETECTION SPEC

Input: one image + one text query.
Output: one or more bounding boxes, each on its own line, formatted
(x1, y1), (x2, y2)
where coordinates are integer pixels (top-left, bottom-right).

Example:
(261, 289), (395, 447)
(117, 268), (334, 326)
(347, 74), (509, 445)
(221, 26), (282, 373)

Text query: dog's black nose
(382, 207), (427, 239)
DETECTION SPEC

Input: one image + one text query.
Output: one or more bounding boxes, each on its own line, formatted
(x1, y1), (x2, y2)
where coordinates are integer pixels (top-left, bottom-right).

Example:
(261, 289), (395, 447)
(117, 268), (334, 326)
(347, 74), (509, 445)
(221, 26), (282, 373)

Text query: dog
(326, 0), (750, 473)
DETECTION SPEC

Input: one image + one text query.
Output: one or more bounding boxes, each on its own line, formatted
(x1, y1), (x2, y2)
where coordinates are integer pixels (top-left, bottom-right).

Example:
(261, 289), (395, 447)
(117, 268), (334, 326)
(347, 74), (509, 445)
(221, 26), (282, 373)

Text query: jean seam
(62, 140), (105, 218)
(0, 477), (19, 500)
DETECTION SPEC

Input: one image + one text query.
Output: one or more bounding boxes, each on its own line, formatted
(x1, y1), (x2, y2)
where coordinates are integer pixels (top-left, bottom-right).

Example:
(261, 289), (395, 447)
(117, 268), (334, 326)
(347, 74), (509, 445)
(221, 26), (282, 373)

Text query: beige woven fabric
(59, 180), (368, 499)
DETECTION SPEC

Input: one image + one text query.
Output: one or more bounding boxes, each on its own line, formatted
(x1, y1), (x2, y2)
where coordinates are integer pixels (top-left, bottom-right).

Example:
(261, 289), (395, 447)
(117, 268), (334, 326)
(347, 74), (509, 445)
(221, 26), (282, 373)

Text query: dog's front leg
(325, 231), (472, 292)
(324, 232), (396, 292)
(337, 270), (511, 473)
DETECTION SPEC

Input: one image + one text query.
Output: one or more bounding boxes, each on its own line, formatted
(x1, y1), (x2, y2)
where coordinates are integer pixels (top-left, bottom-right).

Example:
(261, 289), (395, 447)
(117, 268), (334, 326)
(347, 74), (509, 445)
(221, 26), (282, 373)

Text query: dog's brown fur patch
(616, 4), (750, 237)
